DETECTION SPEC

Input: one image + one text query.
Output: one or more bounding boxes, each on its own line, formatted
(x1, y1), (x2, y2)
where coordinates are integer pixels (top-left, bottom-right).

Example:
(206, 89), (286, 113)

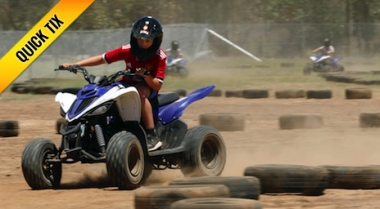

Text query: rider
(165, 40), (183, 59)
(312, 38), (335, 66)
(60, 16), (166, 152)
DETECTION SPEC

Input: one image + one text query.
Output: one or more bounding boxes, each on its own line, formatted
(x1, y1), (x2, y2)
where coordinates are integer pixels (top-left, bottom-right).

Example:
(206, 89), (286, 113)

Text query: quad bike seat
(154, 92), (180, 108)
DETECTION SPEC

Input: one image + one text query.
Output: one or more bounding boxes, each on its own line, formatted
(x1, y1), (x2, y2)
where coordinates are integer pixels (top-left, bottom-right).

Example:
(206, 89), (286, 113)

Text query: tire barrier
(207, 89), (222, 97)
(56, 117), (68, 134)
(279, 113), (323, 129)
(199, 113), (245, 131)
(320, 72), (380, 86)
(134, 184), (230, 209)
(60, 87), (82, 95)
(275, 90), (304, 99)
(345, 88), (372, 99)
(170, 198), (263, 209)
(322, 165), (380, 189)
(244, 164), (329, 196)
(306, 90), (332, 99)
(33, 86), (54, 94)
(10, 83), (34, 94)
(225, 90), (244, 98)
(169, 176), (261, 200)
(174, 89), (187, 97)
(242, 89), (269, 99)
(0, 120), (19, 137)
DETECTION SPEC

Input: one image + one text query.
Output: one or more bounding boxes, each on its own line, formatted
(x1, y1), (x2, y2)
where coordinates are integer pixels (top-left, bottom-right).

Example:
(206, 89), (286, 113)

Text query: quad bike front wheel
(180, 126), (226, 177)
(106, 131), (150, 190)
(21, 138), (62, 189)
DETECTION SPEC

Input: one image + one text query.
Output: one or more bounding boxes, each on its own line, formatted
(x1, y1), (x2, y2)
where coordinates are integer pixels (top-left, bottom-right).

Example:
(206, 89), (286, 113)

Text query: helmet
(324, 38), (331, 47)
(130, 16), (163, 62)
(171, 40), (179, 50)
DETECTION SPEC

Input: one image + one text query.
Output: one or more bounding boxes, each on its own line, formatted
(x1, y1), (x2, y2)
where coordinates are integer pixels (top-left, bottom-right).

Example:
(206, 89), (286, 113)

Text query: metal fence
(1, 23), (380, 81)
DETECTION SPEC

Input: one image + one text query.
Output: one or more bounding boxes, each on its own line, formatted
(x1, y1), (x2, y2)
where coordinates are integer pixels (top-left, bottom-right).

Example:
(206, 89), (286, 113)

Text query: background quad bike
(303, 57), (344, 75)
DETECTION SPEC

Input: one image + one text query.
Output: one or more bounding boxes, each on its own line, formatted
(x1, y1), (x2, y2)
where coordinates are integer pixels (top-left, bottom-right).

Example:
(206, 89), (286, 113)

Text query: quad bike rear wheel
(179, 67), (189, 78)
(303, 66), (311, 75)
(180, 126), (226, 177)
(334, 64), (344, 72)
(106, 131), (150, 190)
(21, 138), (62, 189)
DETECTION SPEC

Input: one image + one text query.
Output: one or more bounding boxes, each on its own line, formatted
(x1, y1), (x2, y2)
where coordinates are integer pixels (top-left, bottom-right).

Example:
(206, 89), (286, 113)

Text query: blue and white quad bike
(21, 66), (226, 190)
(166, 57), (189, 78)
(303, 53), (344, 75)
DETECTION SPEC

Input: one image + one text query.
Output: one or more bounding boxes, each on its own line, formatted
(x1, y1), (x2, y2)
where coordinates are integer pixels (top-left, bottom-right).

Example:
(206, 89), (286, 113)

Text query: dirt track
(1, 91), (380, 208)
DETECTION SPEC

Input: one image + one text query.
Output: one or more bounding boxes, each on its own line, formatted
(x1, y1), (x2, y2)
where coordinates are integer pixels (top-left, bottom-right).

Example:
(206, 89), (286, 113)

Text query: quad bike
(303, 53), (344, 75)
(166, 56), (189, 78)
(21, 65), (226, 190)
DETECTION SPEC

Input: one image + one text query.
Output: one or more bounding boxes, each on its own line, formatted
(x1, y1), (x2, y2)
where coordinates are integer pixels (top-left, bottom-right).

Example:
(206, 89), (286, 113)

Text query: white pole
(207, 28), (262, 62)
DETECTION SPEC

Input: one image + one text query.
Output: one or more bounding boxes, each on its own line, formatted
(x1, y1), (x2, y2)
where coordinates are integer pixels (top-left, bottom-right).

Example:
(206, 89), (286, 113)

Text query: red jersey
(102, 44), (166, 84)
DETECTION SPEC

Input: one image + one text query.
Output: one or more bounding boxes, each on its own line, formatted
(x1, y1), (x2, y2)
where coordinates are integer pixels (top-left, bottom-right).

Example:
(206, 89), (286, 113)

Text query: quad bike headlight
(87, 102), (112, 116)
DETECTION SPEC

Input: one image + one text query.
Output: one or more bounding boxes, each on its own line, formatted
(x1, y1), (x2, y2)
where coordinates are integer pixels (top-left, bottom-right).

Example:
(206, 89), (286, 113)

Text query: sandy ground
(1, 89), (380, 209)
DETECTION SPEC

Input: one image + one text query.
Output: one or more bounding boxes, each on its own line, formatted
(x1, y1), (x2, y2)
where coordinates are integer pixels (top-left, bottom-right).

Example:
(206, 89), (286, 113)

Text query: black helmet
(324, 38), (331, 47)
(130, 16), (163, 62)
(171, 40), (179, 50)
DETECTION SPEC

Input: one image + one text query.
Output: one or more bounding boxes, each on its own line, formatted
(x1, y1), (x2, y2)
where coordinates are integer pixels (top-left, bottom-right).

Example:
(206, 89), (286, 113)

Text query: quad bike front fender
(55, 92), (77, 113)
(158, 85), (215, 125)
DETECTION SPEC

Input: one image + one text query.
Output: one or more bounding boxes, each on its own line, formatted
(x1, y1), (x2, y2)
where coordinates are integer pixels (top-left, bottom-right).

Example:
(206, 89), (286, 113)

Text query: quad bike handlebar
(54, 65), (148, 86)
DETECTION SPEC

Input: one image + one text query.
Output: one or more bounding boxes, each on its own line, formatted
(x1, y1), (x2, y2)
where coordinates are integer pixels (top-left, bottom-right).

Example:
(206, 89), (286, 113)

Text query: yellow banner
(0, 0), (94, 94)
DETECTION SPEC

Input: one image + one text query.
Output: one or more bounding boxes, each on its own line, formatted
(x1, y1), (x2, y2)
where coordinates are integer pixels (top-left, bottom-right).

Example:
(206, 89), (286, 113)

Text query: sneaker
(147, 134), (162, 151)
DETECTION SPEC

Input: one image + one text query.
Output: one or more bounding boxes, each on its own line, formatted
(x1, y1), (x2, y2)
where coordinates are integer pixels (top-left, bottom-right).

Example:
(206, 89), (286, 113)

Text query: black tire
(174, 89), (187, 97)
(225, 90), (244, 98)
(180, 126), (226, 177)
(135, 184), (230, 209)
(275, 90), (304, 99)
(242, 89), (269, 99)
(60, 87), (82, 95)
(360, 113), (380, 128)
(306, 90), (332, 99)
(345, 88), (372, 99)
(170, 198), (263, 209)
(279, 114), (323, 129)
(322, 165), (380, 189)
(106, 131), (146, 190)
(207, 89), (222, 97)
(169, 176), (261, 200)
(199, 113), (245, 131)
(34, 86), (54, 94)
(0, 120), (18, 129)
(10, 83), (33, 93)
(21, 138), (62, 189)
(0, 129), (19, 137)
(244, 164), (328, 196)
